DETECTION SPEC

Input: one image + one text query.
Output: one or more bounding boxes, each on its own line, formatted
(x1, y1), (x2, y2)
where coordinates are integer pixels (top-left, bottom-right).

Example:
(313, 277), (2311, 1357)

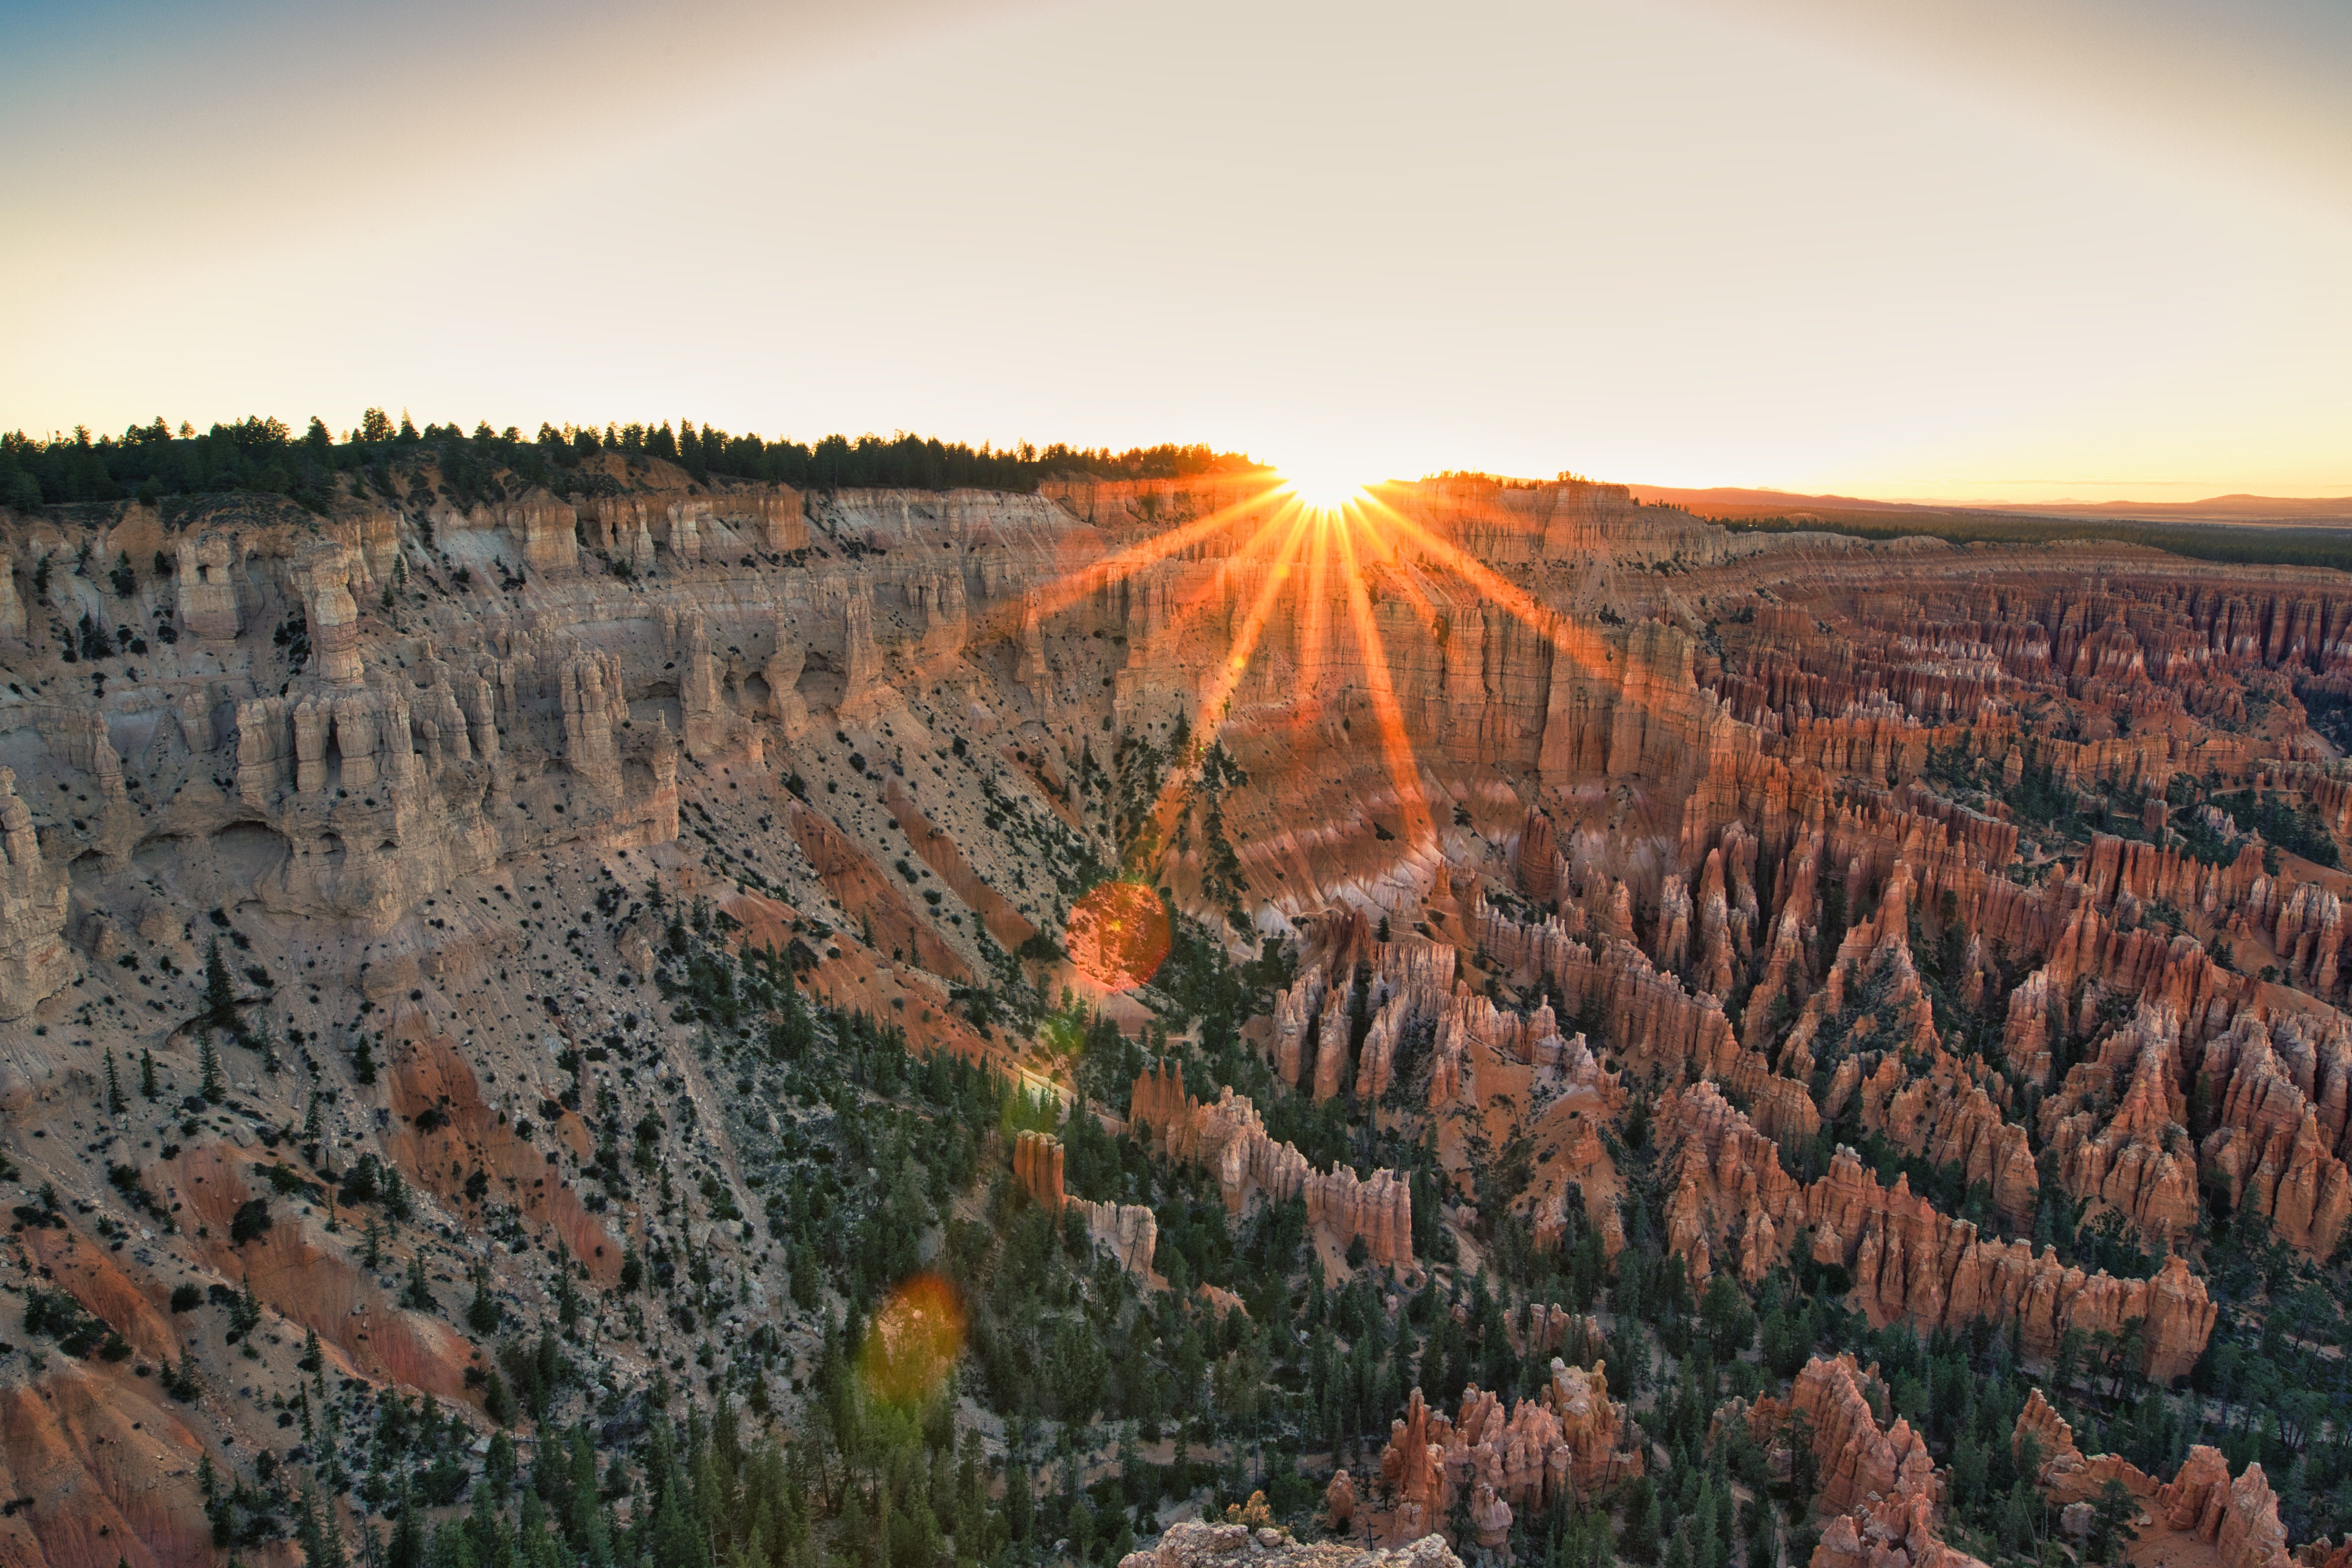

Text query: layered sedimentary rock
(2000, 899), (2246, 1089)
(1470, 894), (1743, 1085)
(1793, 1353), (1934, 1516)
(2008, 1389), (2165, 1514)
(1663, 1083), (2213, 1377)
(1012, 1128), (1161, 1276)
(2156, 1449), (2295, 1568)
(16, 459), (2352, 1568)
(1769, 861), (2036, 1224)
(1664, 1080), (1804, 1285)
(2038, 998), (2203, 1247)
(174, 532), (240, 639)
(2186, 1007), (2352, 1258)
(1825, 1158), (2216, 1381)
(1131, 1061), (1413, 1267)
(0, 766), (74, 1016)
(290, 539), (365, 684)
(1372, 1363), (1642, 1547)
(1741, 1355), (1987, 1568)
(1270, 913), (1462, 1105)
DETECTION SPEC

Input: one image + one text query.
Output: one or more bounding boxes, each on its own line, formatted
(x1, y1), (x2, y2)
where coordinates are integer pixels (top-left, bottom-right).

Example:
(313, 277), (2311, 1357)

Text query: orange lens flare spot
(1065, 881), (1171, 991)
(858, 1274), (966, 1405)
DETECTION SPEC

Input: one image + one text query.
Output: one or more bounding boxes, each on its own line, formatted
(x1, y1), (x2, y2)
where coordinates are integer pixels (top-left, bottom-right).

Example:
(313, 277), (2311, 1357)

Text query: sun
(1278, 459), (1374, 513)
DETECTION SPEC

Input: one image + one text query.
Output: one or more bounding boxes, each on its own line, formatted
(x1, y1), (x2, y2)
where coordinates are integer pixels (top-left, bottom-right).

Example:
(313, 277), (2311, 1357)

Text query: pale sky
(4, 0), (2348, 503)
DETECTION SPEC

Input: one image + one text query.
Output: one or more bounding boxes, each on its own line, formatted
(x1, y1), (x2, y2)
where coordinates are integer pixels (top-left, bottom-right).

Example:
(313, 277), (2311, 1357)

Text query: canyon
(1, 450), (2349, 1568)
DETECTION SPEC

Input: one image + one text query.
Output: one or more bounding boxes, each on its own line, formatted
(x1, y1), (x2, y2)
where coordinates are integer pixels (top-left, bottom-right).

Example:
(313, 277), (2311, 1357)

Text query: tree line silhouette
(0, 412), (1258, 511)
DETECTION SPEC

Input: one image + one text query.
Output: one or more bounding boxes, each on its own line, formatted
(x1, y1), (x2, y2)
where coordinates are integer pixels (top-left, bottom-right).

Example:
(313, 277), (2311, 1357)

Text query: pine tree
(352, 1035), (378, 1086)
(298, 1482), (343, 1568)
(140, 1047), (158, 1100)
(104, 1051), (125, 1114)
(404, 1252), (436, 1312)
(386, 1486), (423, 1568)
(363, 1215), (383, 1270)
(1692, 1477), (1719, 1568)
(466, 1265), (501, 1334)
(204, 938), (237, 1035)
(233, 1275), (262, 1334)
(2000, 1480), (2040, 1552)
(199, 1036), (225, 1103)
(1621, 1477), (1660, 1563)
(1003, 1464), (1030, 1543)
(485, 1368), (518, 1427)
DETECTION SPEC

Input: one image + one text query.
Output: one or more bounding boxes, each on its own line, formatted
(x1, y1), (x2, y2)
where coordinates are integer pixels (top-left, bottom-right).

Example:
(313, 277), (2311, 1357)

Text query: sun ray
(1356, 490), (1615, 680)
(1134, 489), (1323, 661)
(1332, 508), (1434, 852)
(885, 476), (1294, 695)
(1022, 477), (1291, 622)
(1294, 506), (1339, 718)
(1136, 499), (1323, 858)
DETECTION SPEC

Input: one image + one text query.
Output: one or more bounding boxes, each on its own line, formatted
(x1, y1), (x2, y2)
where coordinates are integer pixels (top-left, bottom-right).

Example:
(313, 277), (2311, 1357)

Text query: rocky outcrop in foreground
(1122, 1523), (1461, 1568)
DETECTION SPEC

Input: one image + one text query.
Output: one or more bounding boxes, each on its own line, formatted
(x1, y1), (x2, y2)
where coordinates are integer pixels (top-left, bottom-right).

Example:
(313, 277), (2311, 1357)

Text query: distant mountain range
(1628, 485), (2352, 528)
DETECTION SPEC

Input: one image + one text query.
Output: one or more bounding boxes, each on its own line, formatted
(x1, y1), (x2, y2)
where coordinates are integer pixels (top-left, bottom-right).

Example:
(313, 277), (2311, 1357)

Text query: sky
(3, 0), (2348, 504)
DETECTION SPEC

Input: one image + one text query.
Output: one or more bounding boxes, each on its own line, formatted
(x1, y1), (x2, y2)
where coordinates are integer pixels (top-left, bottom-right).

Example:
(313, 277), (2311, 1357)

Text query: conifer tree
(199, 1036), (225, 1103)
(386, 1485), (423, 1568)
(203, 938), (237, 1035)
(466, 1263), (501, 1334)
(104, 1050), (124, 1114)
(297, 1482), (343, 1568)
(140, 1046), (158, 1100)
(404, 1252), (436, 1312)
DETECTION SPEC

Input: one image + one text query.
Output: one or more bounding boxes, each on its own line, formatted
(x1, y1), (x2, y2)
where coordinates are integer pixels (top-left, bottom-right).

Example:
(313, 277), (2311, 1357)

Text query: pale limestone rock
(176, 534), (240, 640)
(0, 767), (74, 1017)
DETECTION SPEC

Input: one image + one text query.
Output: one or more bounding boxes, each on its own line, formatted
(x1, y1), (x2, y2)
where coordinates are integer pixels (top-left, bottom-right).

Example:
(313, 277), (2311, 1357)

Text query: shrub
(229, 1198), (272, 1245)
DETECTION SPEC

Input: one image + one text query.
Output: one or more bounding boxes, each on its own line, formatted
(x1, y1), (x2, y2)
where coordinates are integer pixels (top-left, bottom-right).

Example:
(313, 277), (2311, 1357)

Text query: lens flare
(858, 1274), (966, 1405)
(1065, 880), (1172, 991)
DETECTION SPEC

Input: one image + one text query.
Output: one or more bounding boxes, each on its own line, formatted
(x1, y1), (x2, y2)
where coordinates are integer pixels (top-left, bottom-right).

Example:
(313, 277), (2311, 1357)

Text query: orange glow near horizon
(1110, 481), (1459, 881)
(1276, 461), (1376, 514)
(971, 465), (1630, 916)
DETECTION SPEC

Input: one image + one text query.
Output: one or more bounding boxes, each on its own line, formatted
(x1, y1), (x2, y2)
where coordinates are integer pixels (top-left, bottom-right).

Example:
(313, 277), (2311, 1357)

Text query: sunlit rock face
(8, 450), (2352, 1568)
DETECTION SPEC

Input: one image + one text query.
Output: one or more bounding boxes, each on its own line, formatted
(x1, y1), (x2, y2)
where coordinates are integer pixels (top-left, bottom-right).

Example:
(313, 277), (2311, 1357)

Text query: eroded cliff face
(1363, 1361), (1644, 1552)
(2011, 1390), (2300, 1568)
(1737, 1354), (1987, 1568)
(5, 460), (2352, 1568)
